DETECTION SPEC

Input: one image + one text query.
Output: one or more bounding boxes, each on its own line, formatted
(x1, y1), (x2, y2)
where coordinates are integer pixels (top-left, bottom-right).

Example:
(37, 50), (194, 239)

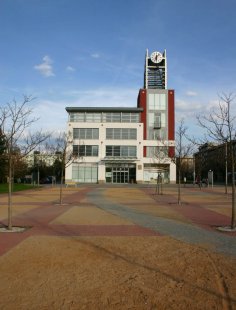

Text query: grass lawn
(0, 183), (37, 194)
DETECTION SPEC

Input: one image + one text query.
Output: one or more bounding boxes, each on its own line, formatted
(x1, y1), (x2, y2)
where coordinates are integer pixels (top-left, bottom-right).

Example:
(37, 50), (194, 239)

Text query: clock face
(150, 51), (163, 64)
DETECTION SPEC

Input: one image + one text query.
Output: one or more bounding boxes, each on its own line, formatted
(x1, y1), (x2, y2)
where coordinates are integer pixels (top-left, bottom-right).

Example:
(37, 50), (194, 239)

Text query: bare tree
(0, 96), (50, 230)
(174, 119), (194, 205)
(48, 131), (81, 205)
(197, 93), (236, 229)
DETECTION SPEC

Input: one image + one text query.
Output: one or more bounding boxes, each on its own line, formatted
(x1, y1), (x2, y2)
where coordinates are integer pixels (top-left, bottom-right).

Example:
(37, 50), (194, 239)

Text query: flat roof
(65, 107), (143, 113)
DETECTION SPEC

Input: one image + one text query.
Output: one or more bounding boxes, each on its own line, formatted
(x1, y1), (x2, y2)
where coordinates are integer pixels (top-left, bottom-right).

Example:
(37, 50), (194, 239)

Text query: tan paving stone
(51, 205), (135, 225)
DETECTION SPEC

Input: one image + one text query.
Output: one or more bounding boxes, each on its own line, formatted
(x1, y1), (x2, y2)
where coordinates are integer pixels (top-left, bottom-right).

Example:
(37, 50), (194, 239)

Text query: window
(85, 113), (102, 122)
(103, 113), (121, 122)
(103, 112), (140, 123)
(73, 145), (78, 155)
(148, 128), (167, 140)
(72, 164), (98, 183)
(149, 94), (166, 110)
(105, 146), (136, 157)
(106, 128), (137, 140)
(73, 145), (98, 156)
(73, 128), (99, 139)
(69, 113), (85, 122)
(122, 113), (140, 123)
(146, 146), (168, 158)
(69, 112), (140, 123)
(154, 113), (161, 128)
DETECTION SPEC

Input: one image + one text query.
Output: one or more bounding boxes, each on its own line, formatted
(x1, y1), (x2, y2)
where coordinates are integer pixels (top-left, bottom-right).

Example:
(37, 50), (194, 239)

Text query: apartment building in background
(65, 49), (175, 184)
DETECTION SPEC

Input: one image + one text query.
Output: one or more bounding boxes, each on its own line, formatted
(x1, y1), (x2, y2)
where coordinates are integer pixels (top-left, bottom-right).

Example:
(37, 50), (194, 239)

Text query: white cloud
(66, 66), (76, 72)
(186, 90), (197, 97)
(34, 55), (55, 77)
(91, 53), (100, 59)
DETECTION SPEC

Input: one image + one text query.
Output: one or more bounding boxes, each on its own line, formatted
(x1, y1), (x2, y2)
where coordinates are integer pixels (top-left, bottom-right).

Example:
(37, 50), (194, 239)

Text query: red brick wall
(137, 89), (147, 157)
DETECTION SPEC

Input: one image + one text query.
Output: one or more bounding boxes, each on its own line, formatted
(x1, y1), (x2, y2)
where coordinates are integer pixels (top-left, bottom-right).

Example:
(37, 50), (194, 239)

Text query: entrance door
(106, 164), (136, 184)
(112, 167), (129, 184)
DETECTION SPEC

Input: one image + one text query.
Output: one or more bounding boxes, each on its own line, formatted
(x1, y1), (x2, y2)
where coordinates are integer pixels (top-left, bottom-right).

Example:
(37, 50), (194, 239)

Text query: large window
(146, 146), (168, 158)
(72, 164), (98, 183)
(149, 94), (166, 110)
(73, 145), (98, 157)
(85, 113), (102, 122)
(69, 113), (85, 122)
(69, 112), (140, 123)
(106, 128), (137, 140)
(121, 113), (140, 123)
(73, 128), (99, 139)
(106, 145), (136, 157)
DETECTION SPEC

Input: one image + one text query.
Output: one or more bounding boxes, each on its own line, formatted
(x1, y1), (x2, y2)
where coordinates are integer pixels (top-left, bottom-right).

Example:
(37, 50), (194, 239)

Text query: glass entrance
(112, 167), (129, 183)
(105, 164), (136, 184)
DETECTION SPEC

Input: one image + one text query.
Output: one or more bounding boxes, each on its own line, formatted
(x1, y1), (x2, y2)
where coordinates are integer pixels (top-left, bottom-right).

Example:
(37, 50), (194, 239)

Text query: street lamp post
(208, 170), (214, 188)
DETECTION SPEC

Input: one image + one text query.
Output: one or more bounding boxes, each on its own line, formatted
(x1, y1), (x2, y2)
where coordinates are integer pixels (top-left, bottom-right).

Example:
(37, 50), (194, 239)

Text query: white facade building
(65, 49), (176, 184)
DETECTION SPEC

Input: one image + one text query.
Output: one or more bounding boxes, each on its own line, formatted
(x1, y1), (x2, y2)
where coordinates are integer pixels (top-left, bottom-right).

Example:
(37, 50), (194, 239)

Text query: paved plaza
(0, 184), (236, 309)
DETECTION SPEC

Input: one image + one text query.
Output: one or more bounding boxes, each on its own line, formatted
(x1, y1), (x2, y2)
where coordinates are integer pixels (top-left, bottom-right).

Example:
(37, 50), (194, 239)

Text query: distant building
(176, 156), (194, 182)
(25, 151), (61, 168)
(194, 142), (236, 183)
(65, 49), (176, 184)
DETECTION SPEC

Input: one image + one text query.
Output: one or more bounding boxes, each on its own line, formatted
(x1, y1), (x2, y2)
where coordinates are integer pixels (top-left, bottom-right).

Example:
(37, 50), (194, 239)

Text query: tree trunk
(225, 142), (228, 194)
(8, 155), (12, 230)
(230, 144), (235, 229)
(59, 163), (64, 205)
(178, 168), (181, 205)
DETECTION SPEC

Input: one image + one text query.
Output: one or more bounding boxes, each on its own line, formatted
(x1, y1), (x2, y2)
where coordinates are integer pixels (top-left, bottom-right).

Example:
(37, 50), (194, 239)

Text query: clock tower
(144, 49), (167, 89)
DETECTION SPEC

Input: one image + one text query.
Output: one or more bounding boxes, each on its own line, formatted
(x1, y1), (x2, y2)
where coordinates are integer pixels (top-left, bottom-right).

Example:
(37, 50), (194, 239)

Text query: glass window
(129, 129), (137, 139)
(86, 113), (94, 122)
(131, 113), (140, 122)
(73, 128), (99, 139)
(78, 145), (98, 156)
(78, 145), (85, 156)
(159, 94), (166, 109)
(93, 113), (101, 122)
(73, 128), (79, 139)
(114, 128), (121, 139)
(121, 113), (130, 122)
(106, 128), (113, 139)
(121, 146), (128, 156)
(92, 145), (98, 156)
(149, 94), (155, 109)
(70, 113), (85, 122)
(80, 129), (86, 139)
(161, 112), (166, 126)
(106, 128), (137, 140)
(106, 146), (136, 157)
(73, 145), (78, 155)
(112, 113), (121, 122)
(106, 146), (112, 156)
(122, 128), (129, 139)
(104, 113), (112, 122)
(86, 129), (92, 139)
(129, 146), (136, 157)
(113, 146), (120, 156)
(148, 94), (166, 111)
(92, 128), (99, 139)
(86, 145), (92, 155)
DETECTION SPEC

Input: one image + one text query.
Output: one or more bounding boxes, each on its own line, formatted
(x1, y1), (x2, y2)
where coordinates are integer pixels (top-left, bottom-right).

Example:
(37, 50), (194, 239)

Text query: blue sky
(0, 0), (236, 135)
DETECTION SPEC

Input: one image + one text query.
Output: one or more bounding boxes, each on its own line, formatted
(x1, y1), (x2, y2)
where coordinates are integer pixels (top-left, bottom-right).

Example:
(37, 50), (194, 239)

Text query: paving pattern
(0, 184), (235, 257)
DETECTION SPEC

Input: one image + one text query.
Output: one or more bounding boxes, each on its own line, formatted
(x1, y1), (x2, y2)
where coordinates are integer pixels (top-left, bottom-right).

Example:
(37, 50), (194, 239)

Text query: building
(65, 49), (175, 184)
(194, 142), (236, 183)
